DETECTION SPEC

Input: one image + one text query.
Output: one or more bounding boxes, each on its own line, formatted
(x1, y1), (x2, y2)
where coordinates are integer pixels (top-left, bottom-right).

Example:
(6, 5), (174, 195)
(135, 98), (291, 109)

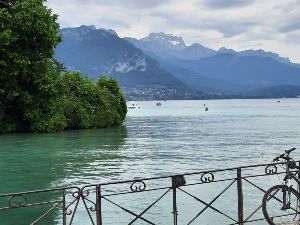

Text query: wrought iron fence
(1, 161), (300, 225)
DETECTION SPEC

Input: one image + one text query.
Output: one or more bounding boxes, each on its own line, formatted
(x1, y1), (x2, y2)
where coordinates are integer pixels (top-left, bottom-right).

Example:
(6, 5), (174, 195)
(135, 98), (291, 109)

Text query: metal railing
(1, 161), (299, 225)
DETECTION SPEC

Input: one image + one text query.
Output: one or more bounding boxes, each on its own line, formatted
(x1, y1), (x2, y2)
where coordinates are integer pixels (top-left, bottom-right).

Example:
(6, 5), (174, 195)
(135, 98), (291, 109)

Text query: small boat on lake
(127, 102), (140, 109)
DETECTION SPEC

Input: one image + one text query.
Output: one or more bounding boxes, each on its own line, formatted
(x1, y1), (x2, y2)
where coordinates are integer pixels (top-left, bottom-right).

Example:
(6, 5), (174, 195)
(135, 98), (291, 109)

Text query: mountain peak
(218, 47), (291, 64)
(60, 26), (119, 42)
(88, 25), (97, 30)
(142, 32), (186, 50)
(99, 28), (118, 36)
(190, 43), (205, 48)
(77, 25), (97, 31)
(218, 47), (236, 54)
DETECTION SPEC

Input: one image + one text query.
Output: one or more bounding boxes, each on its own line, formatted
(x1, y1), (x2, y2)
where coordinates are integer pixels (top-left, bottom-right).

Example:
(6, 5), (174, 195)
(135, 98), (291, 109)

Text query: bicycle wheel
(262, 185), (300, 225)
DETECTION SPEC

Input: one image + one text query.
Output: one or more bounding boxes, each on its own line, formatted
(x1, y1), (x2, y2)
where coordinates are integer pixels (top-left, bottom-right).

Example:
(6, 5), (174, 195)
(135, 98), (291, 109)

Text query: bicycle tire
(262, 185), (300, 225)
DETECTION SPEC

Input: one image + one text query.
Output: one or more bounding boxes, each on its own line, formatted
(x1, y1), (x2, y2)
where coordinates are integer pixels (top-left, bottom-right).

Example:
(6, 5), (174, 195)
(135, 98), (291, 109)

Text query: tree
(0, 0), (127, 133)
(0, 0), (61, 132)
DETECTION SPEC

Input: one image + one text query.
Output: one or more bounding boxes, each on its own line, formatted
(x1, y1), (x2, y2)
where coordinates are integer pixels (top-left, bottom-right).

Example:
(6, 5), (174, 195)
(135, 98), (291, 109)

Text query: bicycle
(262, 147), (300, 225)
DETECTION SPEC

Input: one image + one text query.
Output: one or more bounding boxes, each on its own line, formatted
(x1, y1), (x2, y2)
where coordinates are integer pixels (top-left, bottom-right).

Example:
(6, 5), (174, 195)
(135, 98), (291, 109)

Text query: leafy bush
(59, 72), (127, 130)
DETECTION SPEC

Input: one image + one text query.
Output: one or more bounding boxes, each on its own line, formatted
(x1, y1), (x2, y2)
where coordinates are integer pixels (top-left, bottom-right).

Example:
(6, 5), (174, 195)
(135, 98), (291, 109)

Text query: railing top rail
(0, 186), (80, 197)
(1, 160), (297, 195)
(83, 160), (293, 188)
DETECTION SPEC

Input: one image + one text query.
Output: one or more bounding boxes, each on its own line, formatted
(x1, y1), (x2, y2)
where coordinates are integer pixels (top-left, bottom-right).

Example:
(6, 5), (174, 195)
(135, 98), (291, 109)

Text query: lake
(1, 98), (300, 225)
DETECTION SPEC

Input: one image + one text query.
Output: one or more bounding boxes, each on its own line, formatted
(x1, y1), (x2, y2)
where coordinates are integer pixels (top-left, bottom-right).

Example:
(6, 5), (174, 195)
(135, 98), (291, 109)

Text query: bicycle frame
(281, 159), (300, 210)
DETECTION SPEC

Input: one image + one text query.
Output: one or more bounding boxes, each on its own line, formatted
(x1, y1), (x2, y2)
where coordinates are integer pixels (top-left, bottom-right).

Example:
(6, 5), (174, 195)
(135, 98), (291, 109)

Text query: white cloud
(46, 0), (300, 63)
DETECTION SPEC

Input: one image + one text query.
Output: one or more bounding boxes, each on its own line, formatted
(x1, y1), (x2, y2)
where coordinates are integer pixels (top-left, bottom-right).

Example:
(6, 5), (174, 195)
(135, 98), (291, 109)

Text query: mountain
(125, 32), (216, 60)
(55, 26), (210, 100)
(165, 53), (300, 89)
(157, 61), (247, 93)
(126, 32), (296, 65)
(56, 26), (189, 88)
(218, 47), (291, 64)
(126, 32), (300, 93)
(55, 26), (300, 99)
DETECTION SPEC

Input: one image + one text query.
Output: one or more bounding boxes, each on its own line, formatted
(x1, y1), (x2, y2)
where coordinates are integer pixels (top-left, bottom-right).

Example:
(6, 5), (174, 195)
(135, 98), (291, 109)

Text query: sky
(46, 0), (300, 63)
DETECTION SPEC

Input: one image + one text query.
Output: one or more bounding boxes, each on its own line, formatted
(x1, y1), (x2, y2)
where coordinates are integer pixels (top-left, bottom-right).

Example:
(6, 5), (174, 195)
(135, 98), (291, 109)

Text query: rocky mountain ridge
(55, 25), (300, 100)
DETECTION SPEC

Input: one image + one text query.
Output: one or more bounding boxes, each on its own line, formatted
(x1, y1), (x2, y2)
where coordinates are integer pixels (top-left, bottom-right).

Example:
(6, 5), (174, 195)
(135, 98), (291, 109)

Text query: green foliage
(0, 0), (127, 133)
(97, 76), (127, 123)
(0, 0), (61, 132)
(59, 72), (127, 130)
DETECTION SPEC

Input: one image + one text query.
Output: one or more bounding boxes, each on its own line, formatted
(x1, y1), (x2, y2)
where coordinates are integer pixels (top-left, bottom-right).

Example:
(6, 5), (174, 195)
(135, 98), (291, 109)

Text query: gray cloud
(216, 22), (256, 37)
(280, 22), (300, 33)
(201, 0), (255, 9)
(46, 0), (300, 63)
(151, 11), (257, 37)
(72, 0), (171, 9)
(96, 18), (130, 29)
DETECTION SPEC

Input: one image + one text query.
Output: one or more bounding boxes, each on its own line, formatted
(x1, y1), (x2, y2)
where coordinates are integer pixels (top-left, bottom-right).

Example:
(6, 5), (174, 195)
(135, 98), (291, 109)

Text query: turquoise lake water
(1, 98), (300, 224)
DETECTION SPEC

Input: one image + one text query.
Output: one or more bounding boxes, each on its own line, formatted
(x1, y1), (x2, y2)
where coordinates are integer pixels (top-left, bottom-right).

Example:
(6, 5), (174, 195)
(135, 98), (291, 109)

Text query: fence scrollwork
(8, 194), (28, 208)
(200, 172), (215, 183)
(130, 180), (146, 192)
(265, 164), (278, 175)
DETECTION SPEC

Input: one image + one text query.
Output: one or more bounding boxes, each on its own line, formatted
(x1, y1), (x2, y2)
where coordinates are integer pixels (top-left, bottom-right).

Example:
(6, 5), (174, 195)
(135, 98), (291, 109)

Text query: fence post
(172, 176), (179, 225)
(63, 189), (66, 225)
(96, 185), (102, 225)
(298, 162), (300, 222)
(172, 175), (186, 225)
(237, 168), (244, 225)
